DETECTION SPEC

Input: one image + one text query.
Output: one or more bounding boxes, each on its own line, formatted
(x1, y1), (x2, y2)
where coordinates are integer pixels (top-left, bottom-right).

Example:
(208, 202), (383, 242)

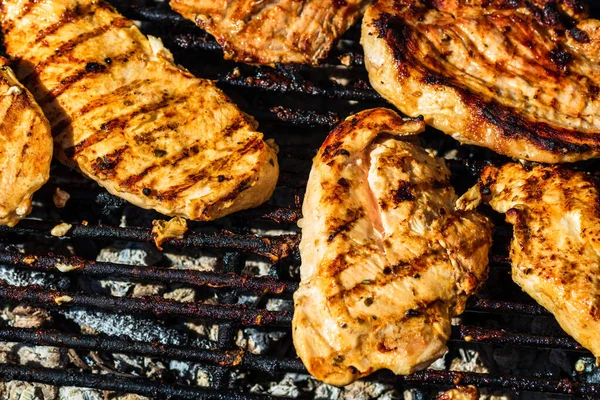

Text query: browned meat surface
(1, 0), (279, 221)
(293, 108), (492, 385)
(170, 0), (373, 65)
(0, 60), (52, 226)
(460, 162), (600, 362)
(361, 0), (600, 163)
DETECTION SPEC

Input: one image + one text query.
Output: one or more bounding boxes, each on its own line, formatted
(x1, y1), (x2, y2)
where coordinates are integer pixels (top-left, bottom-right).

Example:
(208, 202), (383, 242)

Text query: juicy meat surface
(0, 61), (52, 226)
(293, 108), (492, 385)
(170, 0), (373, 65)
(361, 0), (600, 163)
(460, 162), (600, 361)
(1, 0), (279, 221)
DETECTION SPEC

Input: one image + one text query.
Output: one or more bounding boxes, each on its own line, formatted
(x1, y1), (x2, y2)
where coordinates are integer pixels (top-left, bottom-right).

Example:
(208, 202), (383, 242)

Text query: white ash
(315, 382), (342, 399)
(242, 259), (272, 277)
(163, 253), (218, 271)
(266, 298), (293, 312)
(59, 387), (103, 400)
(96, 244), (162, 267)
(62, 309), (189, 346)
(340, 380), (394, 400)
(167, 360), (212, 388)
(10, 306), (52, 329)
(267, 374), (301, 398)
(428, 355), (447, 371)
(4, 381), (57, 400)
(236, 328), (287, 355)
(94, 245), (164, 297)
(238, 295), (258, 307)
(450, 349), (489, 373)
(0, 265), (64, 289)
(164, 287), (196, 302)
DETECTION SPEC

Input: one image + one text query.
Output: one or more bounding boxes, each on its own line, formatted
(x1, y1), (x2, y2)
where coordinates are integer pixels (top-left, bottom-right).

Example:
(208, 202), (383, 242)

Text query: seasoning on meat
(460, 162), (600, 364)
(0, 0), (279, 221)
(361, 0), (600, 163)
(0, 60), (52, 226)
(170, 0), (374, 65)
(293, 108), (492, 385)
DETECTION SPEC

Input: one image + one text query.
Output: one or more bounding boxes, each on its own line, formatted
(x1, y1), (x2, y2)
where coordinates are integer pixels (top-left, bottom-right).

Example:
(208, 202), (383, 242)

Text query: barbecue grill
(1, 1), (600, 399)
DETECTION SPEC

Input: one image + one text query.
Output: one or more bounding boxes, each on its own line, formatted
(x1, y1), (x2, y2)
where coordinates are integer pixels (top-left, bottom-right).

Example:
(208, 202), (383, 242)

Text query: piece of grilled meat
(170, 0), (373, 65)
(362, 0), (600, 163)
(436, 386), (479, 400)
(293, 108), (492, 385)
(0, 60), (52, 226)
(1, 0), (279, 221)
(460, 162), (600, 361)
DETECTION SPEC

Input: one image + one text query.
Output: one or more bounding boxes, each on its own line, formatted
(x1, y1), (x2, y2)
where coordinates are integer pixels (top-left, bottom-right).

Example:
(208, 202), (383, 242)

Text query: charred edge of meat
(373, 13), (600, 156)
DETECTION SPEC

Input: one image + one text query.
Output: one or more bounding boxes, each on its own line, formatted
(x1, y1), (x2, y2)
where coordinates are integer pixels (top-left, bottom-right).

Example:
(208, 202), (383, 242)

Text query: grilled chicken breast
(0, 60), (52, 226)
(170, 0), (373, 65)
(293, 108), (492, 385)
(1, 0), (279, 221)
(460, 162), (600, 361)
(362, 0), (600, 163)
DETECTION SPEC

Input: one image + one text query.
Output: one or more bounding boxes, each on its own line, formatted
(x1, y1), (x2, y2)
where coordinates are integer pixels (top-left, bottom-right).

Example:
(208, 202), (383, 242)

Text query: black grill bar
(0, 250), (298, 295)
(220, 74), (382, 102)
(467, 298), (548, 316)
(0, 327), (306, 374)
(1, 359), (599, 398)
(0, 364), (270, 400)
(0, 325), (589, 375)
(0, 220), (298, 261)
(0, 284), (292, 326)
(458, 325), (583, 351)
(391, 370), (600, 397)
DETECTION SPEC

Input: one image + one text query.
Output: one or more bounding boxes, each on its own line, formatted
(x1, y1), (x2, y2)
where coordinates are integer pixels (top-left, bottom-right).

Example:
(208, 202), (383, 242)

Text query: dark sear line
(21, 19), (130, 84)
(69, 79), (146, 119)
(67, 95), (178, 157)
(33, 2), (112, 45)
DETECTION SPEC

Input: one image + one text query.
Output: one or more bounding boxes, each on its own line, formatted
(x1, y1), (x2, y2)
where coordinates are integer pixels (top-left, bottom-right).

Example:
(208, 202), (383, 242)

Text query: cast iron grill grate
(1, 1), (600, 399)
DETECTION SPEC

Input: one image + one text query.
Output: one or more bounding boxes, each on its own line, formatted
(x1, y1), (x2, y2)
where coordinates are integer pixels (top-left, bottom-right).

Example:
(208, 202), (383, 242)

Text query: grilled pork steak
(362, 0), (600, 163)
(0, 61), (52, 227)
(0, 0), (279, 221)
(460, 163), (600, 363)
(170, 0), (373, 65)
(293, 108), (492, 385)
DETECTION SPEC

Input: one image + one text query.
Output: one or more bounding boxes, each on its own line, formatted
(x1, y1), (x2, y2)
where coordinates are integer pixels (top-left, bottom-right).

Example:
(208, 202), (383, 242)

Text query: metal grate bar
(1, 360), (599, 397)
(0, 250), (298, 295)
(458, 325), (583, 351)
(0, 327), (305, 374)
(0, 283), (292, 326)
(0, 221), (298, 261)
(0, 364), (270, 400)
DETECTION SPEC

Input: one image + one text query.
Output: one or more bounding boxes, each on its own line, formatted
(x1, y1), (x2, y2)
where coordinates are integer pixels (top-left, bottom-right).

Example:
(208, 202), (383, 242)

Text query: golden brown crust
(293, 108), (492, 385)
(170, 0), (373, 65)
(361, 0), (600, 163)
(436, 386), (479, 400)
(0, 63), (52, 226)
(1, 0), (279, 221)
(466, 162), (600, 360)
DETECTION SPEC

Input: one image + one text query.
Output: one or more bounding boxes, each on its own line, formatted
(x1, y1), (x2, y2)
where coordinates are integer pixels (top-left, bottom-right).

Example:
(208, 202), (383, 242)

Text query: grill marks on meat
(170, 0), (373, 65)
(0, 61), (52, 227)
(361, 0), (600, 163)
(293, 108), (492, 385)
(0, 0), (279, 221)
(460, 162), (600, 361)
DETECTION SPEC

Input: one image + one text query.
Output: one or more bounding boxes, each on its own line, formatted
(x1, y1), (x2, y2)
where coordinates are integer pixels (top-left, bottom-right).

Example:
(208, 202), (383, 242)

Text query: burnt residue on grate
(0, 1), (599, 400)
